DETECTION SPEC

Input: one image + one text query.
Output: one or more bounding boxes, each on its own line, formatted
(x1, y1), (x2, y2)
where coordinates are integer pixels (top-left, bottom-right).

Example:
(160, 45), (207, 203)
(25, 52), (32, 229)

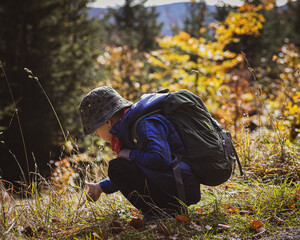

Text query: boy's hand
(84, 182), (103, 202)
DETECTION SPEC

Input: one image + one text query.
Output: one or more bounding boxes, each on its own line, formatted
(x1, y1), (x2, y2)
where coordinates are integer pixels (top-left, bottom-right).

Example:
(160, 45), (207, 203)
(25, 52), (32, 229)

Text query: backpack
(131, 89), (243, 200)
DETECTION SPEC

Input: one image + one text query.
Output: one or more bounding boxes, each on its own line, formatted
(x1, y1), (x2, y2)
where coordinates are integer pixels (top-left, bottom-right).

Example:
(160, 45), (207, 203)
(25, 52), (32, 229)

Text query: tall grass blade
(0, 61), (30, 184)
(24, 68), (68, 144)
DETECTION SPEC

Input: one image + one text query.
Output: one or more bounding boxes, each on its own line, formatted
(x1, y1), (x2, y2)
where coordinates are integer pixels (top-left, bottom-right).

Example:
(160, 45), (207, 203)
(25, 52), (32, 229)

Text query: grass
(0, 177), (299, 239)
(0, 131), (299, 239)
(0, 102), (299, 239)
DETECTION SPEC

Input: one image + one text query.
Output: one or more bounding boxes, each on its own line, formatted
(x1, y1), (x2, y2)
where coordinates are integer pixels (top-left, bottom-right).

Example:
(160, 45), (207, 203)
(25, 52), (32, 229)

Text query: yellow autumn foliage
(271, 44), (300, 140)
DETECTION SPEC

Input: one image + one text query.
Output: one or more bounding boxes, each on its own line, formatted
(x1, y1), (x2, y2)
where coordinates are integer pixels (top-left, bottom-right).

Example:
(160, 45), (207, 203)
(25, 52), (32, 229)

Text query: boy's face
(95, 121), (112, 142)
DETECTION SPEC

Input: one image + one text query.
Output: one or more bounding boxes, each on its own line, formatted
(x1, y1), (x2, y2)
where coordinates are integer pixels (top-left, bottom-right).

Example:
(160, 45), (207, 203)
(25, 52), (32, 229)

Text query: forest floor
(1, 131), (300, 239)
(1, 169), (300, 239)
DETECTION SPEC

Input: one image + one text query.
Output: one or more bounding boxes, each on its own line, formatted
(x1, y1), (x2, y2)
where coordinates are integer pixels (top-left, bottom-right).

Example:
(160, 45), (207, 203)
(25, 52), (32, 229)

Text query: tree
(285, 0), (300, 47)
(183, 0), (207, 38)
(0, 0), (101, 184)
(214, 2), (236, 22)
(107, 0), (162, 51)
(95, 0), (162, 102)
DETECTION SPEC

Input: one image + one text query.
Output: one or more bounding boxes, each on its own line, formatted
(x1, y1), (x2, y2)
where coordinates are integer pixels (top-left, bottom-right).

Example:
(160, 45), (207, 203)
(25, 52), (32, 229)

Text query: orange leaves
(227, 208), (240, 214)
(196, 208), (205, 214)
(250, 220), (264, 230)
(176, 215), (190, 223)
(224, 204), (254, 216)
(270, 44), (300, 140)
(51, 156), (78, 189)
(146, 0), (269, 114)
(129, 208), (141, 216)
(250, 220), (266, 236)
(238, 0), (275, 12)
(96, 45), (154, 101)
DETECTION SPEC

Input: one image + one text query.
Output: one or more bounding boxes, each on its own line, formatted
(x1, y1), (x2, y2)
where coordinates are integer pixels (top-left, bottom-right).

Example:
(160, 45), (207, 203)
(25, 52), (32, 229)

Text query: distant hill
(88, 2), (216, 36)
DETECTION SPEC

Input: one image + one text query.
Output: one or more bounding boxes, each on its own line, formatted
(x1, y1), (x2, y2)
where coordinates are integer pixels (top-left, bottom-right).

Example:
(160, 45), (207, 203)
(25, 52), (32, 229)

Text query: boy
(79, 86), (200, 221)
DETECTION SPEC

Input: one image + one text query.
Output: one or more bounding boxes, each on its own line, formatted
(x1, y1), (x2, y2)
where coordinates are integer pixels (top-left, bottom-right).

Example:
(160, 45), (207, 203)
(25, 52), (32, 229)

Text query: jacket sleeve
(99, 178), (118, 194)
(129, 117), (172, 169)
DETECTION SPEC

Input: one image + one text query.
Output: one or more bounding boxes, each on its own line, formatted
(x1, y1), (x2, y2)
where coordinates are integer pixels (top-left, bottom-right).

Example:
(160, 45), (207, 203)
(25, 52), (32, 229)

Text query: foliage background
(0, 0), (299, 186)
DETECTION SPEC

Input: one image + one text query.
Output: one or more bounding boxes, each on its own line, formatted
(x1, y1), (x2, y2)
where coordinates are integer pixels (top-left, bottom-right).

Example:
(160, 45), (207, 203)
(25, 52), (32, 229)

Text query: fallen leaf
(223, 183), (234, 189)
(250, 220), (264, 230)
(129, 218), (146, 232)
(176, 215), (190, 223)
(21, 226), (33, 237)
(250, 220), (266, 234)
(227, 208), (240, 214)
(196, 208), (204, 214)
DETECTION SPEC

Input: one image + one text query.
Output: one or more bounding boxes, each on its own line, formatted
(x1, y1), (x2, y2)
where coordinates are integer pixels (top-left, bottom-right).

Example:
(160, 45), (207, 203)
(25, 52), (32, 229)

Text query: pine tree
(108, 0), (162, 51)
(183, 0), (207, 38)
(286, 0), (300, 46)
(214, 3), (236, 22)
(0, 0), (101, 183)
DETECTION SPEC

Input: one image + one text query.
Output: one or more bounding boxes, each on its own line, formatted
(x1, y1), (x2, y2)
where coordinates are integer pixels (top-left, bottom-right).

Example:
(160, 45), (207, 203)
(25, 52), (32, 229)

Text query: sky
(89, 0), (288, 8)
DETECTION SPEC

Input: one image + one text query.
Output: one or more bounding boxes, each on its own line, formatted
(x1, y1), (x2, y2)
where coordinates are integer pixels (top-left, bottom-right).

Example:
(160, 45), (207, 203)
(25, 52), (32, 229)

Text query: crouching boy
(79, 86), (200, 221)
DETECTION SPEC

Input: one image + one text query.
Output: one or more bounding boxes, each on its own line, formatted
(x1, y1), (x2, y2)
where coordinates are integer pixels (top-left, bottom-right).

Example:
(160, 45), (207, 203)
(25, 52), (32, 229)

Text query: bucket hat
(79, 86), (132, 135)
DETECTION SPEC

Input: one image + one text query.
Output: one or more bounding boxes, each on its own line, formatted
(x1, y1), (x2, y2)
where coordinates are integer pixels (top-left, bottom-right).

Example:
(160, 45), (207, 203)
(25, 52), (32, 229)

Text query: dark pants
(108, 158), (184, 218)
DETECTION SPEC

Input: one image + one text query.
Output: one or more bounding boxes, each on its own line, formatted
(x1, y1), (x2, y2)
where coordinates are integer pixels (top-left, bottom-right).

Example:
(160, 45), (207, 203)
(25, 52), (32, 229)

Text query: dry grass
(0, 128), (299, 239)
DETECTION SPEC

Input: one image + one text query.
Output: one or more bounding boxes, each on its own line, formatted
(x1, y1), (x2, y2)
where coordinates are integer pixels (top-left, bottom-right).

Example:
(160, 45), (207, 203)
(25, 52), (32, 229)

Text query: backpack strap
(131, 111), (187, 203)
(131, 109), (161, 148)
(219, 131), (244, 176)
(210, 118), (244, 176)
(171, 154), (186, 203)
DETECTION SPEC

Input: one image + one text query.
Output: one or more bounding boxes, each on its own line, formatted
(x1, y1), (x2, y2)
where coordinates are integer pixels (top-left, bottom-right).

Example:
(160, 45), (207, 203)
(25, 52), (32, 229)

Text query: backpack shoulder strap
(131, 109), (161, 148)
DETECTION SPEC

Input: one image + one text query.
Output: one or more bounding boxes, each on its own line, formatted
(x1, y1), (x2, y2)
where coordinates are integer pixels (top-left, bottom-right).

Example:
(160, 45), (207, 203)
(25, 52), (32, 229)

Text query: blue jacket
(100, 92), (201, 205)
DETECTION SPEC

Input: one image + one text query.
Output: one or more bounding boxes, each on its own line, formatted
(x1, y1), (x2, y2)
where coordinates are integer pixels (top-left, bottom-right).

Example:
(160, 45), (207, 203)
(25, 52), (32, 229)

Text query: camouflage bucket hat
(79, 86), (132, 135)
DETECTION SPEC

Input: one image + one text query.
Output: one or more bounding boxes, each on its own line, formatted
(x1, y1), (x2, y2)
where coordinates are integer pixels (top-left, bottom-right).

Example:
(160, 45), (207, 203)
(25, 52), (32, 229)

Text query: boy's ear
(106, 119), (112, 127)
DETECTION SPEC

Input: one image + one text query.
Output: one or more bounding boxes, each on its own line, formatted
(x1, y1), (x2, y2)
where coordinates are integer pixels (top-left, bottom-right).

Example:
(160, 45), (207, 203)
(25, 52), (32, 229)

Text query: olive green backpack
(132, 89), (243, 201)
